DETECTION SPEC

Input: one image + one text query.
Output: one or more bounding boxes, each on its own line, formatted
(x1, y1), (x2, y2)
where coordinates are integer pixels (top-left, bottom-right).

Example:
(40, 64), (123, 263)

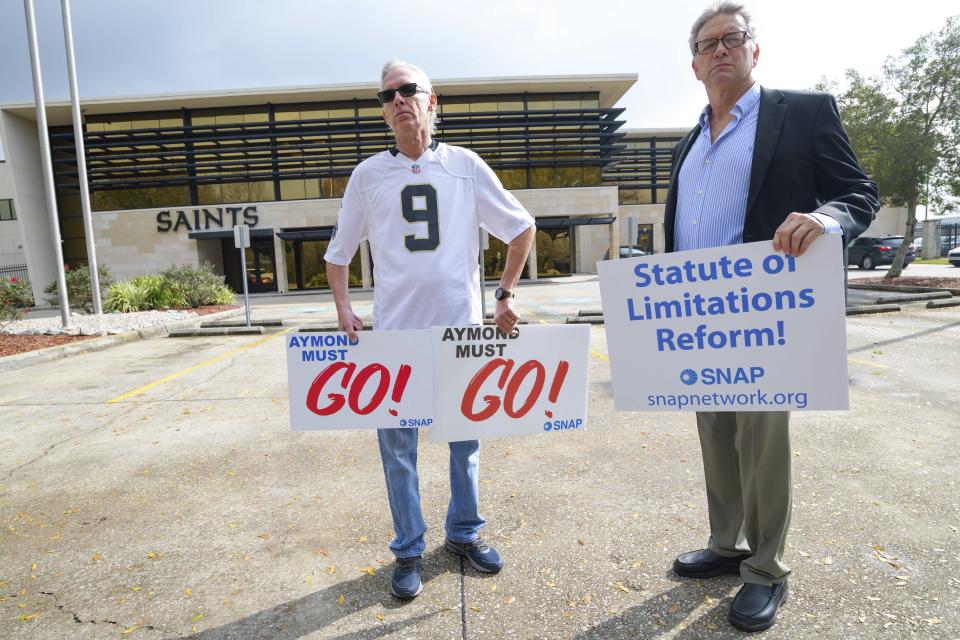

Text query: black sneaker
(390, 555), (423, 600)
(445, 537), (503, 574)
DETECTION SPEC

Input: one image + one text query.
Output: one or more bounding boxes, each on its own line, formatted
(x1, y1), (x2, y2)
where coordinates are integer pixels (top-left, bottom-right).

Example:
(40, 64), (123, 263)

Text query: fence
(0, 263), (29, 283)
(914, 220), (960, 256)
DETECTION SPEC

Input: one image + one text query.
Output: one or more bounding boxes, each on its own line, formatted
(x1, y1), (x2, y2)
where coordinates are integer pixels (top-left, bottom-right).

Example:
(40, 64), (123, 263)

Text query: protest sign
(428, 324), (590, 442)
(287, 331), (434, 430)
(597, 236), (847, 411)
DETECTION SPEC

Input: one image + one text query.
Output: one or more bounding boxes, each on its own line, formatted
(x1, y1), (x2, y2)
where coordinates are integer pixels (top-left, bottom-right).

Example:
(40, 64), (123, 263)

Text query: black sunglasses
(694, 30), (752, 55)
(376, 82), (431, 105)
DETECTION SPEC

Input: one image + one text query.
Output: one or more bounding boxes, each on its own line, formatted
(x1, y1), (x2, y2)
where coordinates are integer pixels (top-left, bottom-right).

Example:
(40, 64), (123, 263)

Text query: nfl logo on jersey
(411, 164), (421, 174)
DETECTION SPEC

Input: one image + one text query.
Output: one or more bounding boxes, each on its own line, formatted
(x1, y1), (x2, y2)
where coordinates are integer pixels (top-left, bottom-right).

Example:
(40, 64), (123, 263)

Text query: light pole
(23, 0), (70, 326)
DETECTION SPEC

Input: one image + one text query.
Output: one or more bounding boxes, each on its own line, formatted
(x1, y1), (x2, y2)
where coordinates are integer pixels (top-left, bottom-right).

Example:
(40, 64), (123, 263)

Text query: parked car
(846, 236), (915, 270)
(619, 246), (647, 258)
(948, 246), (960, 267)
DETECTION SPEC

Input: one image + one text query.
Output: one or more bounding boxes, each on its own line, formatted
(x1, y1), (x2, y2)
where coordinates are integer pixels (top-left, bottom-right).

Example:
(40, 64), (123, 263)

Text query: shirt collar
(389, 138), (440, 157)
(698, 82), (761, 129)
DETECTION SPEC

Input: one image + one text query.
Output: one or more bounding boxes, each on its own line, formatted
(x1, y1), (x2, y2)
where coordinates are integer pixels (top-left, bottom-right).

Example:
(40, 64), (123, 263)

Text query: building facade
(1, 75), (651, 301)
(2, 75), (922, 304)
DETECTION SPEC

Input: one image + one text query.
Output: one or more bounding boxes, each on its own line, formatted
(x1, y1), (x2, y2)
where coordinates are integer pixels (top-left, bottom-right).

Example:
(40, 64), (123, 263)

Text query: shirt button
(705, 158), (711, 165)
(692, 220), (699, 225)
(697, 189), (704, 195)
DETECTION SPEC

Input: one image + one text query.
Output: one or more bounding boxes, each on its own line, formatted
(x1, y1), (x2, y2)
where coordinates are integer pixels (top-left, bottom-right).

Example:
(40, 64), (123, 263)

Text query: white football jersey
(324, 141), (534, 330)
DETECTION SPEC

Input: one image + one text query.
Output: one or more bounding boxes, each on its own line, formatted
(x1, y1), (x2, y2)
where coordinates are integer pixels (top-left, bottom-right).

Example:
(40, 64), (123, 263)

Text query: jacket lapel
(665, 125), (700, 252)
(745, 87), (787, 220)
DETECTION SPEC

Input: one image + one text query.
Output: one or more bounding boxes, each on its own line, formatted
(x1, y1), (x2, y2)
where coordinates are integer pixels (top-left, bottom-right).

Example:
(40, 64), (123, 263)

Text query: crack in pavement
(37, 591), (172, 636)
(1, 401), (143, 482)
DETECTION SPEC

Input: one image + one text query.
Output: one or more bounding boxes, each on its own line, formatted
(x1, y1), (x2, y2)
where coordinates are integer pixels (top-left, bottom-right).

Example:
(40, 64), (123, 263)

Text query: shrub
(131, 274), (177, 310)
(1, 277), (34, 327)
(206, 285), (236, 306)
(104, 280), (147, 313)
(162, 262), (235, 308)
(44, 264), (112, 313)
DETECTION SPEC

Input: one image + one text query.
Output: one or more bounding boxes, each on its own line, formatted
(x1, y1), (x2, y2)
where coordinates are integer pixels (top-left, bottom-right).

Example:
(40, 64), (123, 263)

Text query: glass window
(92, 185), (190, 211)
(330, 176), (348, 198)
(286, 238), (363, 290)
(497, 168), (527, 190)
(0, 199), (16, 221)
(280, 179), (306, 200)
(221, 182), (251, 204)
(197, 183), (222, 205)
(248, 181), (274, 202)
(536, 228), (572, 277)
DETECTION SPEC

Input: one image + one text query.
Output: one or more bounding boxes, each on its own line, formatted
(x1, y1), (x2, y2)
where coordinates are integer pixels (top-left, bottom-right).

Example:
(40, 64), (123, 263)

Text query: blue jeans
(377, 427), (485, 558)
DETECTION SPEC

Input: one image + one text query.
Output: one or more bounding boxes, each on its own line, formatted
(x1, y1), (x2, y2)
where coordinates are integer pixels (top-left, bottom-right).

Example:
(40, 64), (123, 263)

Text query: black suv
(847, 236), (915, 270)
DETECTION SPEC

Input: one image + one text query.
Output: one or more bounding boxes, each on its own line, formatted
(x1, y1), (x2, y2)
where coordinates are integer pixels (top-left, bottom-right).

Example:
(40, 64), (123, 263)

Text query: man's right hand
(338, 309), (364, 343)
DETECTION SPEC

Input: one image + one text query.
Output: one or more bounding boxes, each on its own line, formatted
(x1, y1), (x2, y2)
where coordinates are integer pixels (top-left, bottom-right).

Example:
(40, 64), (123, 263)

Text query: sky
(0, 0), (957, 139)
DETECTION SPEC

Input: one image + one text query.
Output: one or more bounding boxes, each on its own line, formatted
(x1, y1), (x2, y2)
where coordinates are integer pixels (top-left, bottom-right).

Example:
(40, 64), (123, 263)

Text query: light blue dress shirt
(674, 83), (840, 252)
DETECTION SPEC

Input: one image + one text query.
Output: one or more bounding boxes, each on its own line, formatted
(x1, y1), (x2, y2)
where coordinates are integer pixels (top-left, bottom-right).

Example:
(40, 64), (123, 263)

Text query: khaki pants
(696, 410), (792, 586)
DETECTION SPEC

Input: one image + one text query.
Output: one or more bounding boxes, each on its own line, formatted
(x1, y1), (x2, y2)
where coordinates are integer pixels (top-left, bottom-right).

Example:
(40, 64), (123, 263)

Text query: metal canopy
(536, 216), (616, 229)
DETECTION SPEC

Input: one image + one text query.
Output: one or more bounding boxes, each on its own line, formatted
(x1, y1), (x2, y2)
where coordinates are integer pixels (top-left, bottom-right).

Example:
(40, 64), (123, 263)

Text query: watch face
(495, 287), (510, 300)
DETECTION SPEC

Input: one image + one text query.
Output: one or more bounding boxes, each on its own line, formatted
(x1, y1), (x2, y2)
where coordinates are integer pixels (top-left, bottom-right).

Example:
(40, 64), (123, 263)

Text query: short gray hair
(689, 2), (756, 55)
(379, 58), (437, 134)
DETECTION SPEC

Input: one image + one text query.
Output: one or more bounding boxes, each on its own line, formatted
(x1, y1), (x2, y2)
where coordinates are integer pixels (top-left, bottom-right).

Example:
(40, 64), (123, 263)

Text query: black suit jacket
(663, 87), (879, 253)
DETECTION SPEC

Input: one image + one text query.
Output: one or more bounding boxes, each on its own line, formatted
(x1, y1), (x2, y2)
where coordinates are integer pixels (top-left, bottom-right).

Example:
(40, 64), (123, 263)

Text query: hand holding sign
(287, 331), (433, 430)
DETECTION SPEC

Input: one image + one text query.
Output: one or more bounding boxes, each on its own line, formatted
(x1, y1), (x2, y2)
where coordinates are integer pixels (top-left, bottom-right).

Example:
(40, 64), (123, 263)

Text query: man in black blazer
(665, 2), (878, 632)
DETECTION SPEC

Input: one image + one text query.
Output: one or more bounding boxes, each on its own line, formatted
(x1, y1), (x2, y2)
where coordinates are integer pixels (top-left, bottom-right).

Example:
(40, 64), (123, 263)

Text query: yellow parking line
(107, 328), (293, 404)
(848, 356), (889, 370)
(590, 350), (609, 362)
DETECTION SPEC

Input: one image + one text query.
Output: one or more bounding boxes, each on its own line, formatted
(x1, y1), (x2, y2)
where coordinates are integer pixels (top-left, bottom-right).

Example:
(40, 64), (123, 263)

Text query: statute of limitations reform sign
(597, 236), (848, 412)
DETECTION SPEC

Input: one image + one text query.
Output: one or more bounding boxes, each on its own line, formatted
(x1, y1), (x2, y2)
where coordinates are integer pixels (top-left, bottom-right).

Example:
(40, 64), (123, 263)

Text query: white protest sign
(428, 324), (590, 443)
(286, 331), (434, 430)
(597, 236), (847, 411)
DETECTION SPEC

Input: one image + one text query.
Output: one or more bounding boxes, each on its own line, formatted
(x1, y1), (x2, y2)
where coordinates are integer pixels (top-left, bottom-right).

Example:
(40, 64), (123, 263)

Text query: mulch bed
(0, 306), (239, 358)
(0, 334), (94, 358)
(854, 276), (960, 290)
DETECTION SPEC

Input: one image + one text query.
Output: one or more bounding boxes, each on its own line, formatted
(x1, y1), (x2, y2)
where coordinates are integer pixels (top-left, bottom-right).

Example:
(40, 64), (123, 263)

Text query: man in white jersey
(324, 59), (535, 600)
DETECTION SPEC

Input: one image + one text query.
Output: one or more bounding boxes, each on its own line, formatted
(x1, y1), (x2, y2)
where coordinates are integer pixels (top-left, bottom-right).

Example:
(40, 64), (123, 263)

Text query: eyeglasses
(376, 82), (431, 104)
(694, 30), (752, 55)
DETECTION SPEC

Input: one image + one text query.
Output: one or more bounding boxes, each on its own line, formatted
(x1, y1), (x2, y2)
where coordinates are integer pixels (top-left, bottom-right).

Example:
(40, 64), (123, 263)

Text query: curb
(848, 283), (960, 296)
(169, 326), (265, 337)
(846, 303), (901, 316)
(927, 298), (960, 309)
(0, 308), (244, 373)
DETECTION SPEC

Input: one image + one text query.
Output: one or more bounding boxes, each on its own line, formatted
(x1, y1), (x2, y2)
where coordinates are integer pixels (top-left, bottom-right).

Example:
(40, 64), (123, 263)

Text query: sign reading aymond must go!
(286, 326), (591, 439)
(597, 235), (848, 411)
(429, 325), (590, 443)
(286, 331), (434, 430)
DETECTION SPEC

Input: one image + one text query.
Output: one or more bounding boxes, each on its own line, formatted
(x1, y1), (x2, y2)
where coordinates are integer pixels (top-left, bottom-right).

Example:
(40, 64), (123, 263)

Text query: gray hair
(379, 58), (437, 134)
(688, 2), (757, 55)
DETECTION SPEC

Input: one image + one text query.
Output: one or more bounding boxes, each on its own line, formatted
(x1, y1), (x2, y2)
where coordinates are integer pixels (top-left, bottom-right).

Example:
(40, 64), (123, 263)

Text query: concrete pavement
(1, 277), (959, 639)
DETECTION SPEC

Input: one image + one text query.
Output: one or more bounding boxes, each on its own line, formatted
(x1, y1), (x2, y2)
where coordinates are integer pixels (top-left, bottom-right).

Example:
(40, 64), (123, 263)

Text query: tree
(827, 16), (960, 277)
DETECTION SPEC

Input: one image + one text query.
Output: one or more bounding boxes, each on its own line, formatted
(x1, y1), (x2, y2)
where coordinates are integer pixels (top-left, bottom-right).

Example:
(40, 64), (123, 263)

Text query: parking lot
(2, 274), (959, 639)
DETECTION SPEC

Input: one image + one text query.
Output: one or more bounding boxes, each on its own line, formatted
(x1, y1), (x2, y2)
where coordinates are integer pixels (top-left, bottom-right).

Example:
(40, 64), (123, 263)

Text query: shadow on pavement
(848, 318), (960, 353)
(187, 547), (449, 640)
(573, 580), (742, 639)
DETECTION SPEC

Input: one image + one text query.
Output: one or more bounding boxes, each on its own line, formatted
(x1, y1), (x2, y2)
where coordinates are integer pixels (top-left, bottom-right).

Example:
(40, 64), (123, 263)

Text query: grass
(914, 258), (949, 265)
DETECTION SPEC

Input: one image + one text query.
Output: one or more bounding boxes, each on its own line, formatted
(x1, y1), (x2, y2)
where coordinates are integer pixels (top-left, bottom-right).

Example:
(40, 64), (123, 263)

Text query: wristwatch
(494, 287), (513, 300)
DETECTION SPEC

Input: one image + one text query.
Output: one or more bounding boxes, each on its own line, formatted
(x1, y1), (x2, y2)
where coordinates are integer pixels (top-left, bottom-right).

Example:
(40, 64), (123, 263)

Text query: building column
(360, 240), (372, 288)
(527, 241), (538, 281)
(922, 219), (939, 259)
(273, 233), (288, 293)
(608, 215), (619, 261)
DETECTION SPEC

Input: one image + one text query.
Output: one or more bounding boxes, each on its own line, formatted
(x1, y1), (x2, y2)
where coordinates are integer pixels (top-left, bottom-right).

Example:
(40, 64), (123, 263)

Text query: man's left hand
(493, 298), (520, 336)
(773, 212), (824, 257)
